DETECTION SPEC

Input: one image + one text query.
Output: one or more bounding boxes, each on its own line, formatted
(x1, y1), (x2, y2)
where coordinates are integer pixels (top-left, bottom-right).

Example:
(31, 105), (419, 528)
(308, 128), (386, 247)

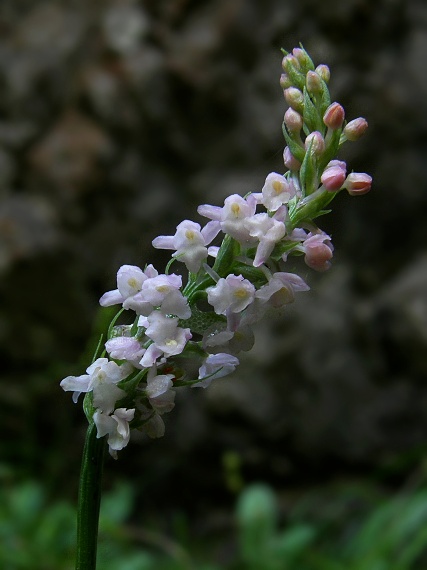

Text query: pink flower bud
(343, 172), (372, 196)
(284, 87), (304, 113)
(315, 64), (330, 83)
(343, 118), (368, 141)
(280, 73), (292, 89)
(284, 107), (303, 132)
(292, 47), (314, 71)
(323, 102), (345, 130)
(306, 71), (323, 94)
(282, 53), (301, 73)
(303, 233), (334, 272)
(283, 146), (301, 171)
(321, 163), (347, 191)
(304, 131), (325, 156)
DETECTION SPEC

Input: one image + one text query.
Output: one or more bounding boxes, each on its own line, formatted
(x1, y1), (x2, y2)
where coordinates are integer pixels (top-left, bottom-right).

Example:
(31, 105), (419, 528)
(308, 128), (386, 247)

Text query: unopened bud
(283, 146), (301, 171)
(282, 53), (301, 73)
(303, 234), (333, 272)
(306, 71), (323, 94)
(284, 87), (304, 113)
(280, 73), (292, 90)
(343, 172), (372, 196)
(315, 64), (330, 83)
(292, 47), (315, 72)
(284, 107), (303, 132)
(343, 118), (368, 141)
(305, 131), (325, 156)
(323, 102), (345, 130)
(321, 162), (347, 191)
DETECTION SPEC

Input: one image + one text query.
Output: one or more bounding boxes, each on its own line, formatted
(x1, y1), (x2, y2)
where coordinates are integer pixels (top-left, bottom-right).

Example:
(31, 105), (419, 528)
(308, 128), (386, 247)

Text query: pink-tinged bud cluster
(302, 232), (334, 272)
(282, 53), (300, 73)
(321, 160), (347, 191)
(315, 64), (330, 83)
(284, 108), (303, 133)
(306, 70), (323, 94)
(283, 146), (301, 171)
(305, 131), (325, 156)
(280, 73), (292, 89)
(284, 87), (304, 113)
(343, 118), (369, 141)
(323, 102), (345, 130)
(61, 45), (372, 458)
(343, 172), (372, 196)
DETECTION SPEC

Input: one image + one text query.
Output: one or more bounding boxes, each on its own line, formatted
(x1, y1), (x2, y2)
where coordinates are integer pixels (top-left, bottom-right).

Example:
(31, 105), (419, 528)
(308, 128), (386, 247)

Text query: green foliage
(2, 478), (427, 569)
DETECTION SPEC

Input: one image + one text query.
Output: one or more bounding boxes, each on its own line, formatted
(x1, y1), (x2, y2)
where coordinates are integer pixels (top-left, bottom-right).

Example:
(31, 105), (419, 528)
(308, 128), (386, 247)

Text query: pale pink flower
(198, 194), (258, 244)
(93, 407), (135, 458)
(194, 353), (240, 388)
(302, 232), (334, 272)
(152, 220), (220, 273)
(99, 264), (158, 308)
(244, 213), (287, 267)
(207, 274), (255, 315)
(256, 272), (310, 307)
(261, 172), (297, 211)
(60, 357), (132, 413)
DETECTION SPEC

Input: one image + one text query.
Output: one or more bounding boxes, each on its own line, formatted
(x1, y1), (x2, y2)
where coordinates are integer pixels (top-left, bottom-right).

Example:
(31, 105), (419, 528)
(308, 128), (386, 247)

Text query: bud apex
(315, 64), (330, 83)
(306, 71), (323, 94)
(343, 118), (368, 141)
(323, 102), (345, 130)
(343, 172), (372, 196)
(284, 87), (304, 113)
(305, 131), (325, 156)
(283, 146), (301, 171)
(321, 161), (347, 191)
(284, 107), (303, 132)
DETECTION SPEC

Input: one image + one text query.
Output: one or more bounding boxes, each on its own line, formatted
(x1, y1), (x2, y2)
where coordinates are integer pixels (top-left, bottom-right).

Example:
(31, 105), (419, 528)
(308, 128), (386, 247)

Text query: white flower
(105, 337), (146, 368)
(146, 371), (175, 414)
(255, 272), (310, 307)
(261, 172), (296, 211)
(99, 264), (158, 307)
(207, 274), (255, 315)
(93, 408), (135, 459)
(198, 194), (258, 244)
(244, 213), (286, 267)
(152, 220), (220, 273)
(194, 353), (240, 388)
(60, 358), (132, 413)
(124, 274), (190, 318)
(138, 312), (192, 367)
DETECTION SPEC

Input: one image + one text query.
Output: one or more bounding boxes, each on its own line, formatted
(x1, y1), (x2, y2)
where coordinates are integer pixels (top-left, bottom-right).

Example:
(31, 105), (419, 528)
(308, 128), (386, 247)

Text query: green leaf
(270, 240), (302, 261)
(319, 127), (343, 172)
(303, 87), (322, 133)
(282, 122), (305, 163)
(212, 234), (240, 277)
(299, 141), (318, 196)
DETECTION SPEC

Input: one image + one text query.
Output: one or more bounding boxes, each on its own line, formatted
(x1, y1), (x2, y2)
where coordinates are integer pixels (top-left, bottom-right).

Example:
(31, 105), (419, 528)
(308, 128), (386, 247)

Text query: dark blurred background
(2, 0), (427, 567)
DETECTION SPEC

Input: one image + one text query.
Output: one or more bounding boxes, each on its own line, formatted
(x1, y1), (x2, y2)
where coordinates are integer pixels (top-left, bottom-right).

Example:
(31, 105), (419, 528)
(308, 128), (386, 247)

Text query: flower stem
(75, 422), (106, 570)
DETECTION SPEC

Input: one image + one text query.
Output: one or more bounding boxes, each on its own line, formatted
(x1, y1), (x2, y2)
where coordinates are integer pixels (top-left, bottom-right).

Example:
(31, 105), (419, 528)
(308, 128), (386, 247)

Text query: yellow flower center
(185, 230), (195, 241)
(231, 203), (241, 216)
(127, 277), (139, 289)
(156, 285), (170, 293)
(272, 180), (283, 194)
(234, 288), (248, 299)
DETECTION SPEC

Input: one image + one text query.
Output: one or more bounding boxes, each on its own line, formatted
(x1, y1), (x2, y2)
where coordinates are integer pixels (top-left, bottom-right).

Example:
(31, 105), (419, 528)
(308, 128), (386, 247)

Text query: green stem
(75, 422), (106, 570)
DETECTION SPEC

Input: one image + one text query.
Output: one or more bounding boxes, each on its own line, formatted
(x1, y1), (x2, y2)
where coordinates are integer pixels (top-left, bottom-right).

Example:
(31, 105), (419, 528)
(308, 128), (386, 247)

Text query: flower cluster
(60, 46), (372, 458)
